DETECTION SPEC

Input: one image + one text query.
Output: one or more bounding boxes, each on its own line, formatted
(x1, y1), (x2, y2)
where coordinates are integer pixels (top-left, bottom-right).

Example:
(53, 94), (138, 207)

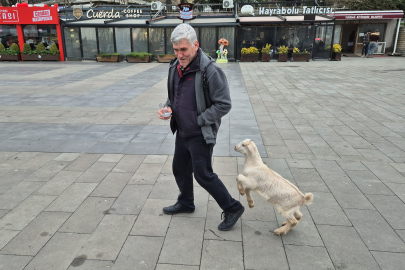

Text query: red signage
(0, 6), (59, 24)
(332, 12), (404, 20)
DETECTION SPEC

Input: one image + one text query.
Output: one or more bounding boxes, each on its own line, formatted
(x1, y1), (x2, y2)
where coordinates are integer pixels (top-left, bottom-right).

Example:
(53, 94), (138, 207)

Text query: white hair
(171, 23), (198, 47)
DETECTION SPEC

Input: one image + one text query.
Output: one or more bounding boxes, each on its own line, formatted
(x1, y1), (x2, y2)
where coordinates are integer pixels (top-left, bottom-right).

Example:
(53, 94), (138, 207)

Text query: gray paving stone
(0, 230), (19, 250)
(24, 232), (90, 270)
(371, 251), (405, 270)
(346, 170), (395, 195)
(308, 192), (351, 226)
(112, 236), (164, 270)
(363, 161), (405, 184)
(0, 195), (56, 230)
(200, 240), (244, 270)
(90, 172), (132, 197)
(344, 208), (405, 252)
(34, 171), (82, 195)
(290, 168), (329, 192)
(67, 260), (114, 270)
(131, 199), (174, 237)
(0, 181), (44, 209)
(129, 163), (163, 185)
(284, 245), (335, 270)
(317, 225), (380, 270)
(366, 194), (405, 230)
(158, 216), (205, 266)
(0, 254), (32, 270)
(384, 182), (405, 202)
(63, 154), (102, 172)
(45, 183), (98, 212)
(78, 214), (136, 260)
(110, 184), (152, 215)
(59, 197), (114, 233)
(24, 168), (60, 182)
(75, 161), (116, 183)
(242, 220), (288, 270)
(0, 212), (70, 256)
(155, 264), (199, 270)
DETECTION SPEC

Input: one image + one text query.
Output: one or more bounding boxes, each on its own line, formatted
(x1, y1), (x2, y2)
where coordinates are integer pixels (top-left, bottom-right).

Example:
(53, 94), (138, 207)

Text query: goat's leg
(282, 210), (302, 226)
(274, 216), (298, 236)
(236, 176), (245, 196)
(245, 189), (255, 208)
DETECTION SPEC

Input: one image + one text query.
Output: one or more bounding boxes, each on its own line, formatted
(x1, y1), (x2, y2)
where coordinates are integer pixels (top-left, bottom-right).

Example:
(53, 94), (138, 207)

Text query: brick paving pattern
(1, 58), (405, 269)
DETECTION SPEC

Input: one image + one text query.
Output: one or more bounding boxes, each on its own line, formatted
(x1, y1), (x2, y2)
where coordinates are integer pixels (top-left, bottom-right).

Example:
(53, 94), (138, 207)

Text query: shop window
(219, 27), (235, 59)
(200, 27), (216, 57)
(23, 24), (58, 50)
(333, 25), (342, 45)
(358, 24), (385, 42)
(0, 25), (18, 48)
(98, 27), (114, 54)
(313, 25), (333, 59)
(149, 28), (164, 56)
(132, 28), (148, 53)
(81, 27), (97, 59)
(64, 27), (81, 59)
(115, 28), (131, 58)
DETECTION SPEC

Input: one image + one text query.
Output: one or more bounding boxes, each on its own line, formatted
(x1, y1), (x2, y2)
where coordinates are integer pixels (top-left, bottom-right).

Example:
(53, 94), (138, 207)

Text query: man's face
(173, 39), (199, 68)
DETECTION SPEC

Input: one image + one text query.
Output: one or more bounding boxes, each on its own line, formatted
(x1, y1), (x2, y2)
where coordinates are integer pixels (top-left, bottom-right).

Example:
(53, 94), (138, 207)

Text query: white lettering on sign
(0, 10), (19, 22)
(257, 6), (333, 16)
(87, 9), (120, 19)
(32, 9), (52, 22)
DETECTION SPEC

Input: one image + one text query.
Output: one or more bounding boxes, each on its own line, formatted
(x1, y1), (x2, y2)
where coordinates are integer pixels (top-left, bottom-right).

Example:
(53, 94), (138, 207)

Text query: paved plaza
(0, 57), (405, 270)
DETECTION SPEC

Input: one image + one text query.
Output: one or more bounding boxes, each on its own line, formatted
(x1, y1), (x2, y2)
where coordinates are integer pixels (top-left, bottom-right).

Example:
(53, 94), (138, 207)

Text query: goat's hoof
(248, 203), (254, 208)
(274, 228), (286, 236)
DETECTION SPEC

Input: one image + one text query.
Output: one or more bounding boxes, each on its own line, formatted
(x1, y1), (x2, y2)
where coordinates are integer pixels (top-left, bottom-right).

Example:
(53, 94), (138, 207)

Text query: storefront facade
(0, 5), (64, 61)
(331, 10), (404, 55)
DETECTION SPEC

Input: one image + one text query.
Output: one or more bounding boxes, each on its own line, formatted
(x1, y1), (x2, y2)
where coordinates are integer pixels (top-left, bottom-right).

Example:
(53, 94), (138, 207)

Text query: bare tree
(0, 0), (19, 6)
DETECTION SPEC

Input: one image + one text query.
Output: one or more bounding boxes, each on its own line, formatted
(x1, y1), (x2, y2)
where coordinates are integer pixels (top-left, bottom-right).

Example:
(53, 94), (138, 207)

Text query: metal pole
(392, 18), (401, 55)
(330, 21), (335, 60)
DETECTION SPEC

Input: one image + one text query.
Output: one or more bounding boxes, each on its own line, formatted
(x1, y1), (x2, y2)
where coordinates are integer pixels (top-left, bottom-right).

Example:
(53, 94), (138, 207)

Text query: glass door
(64, 27), (81, 59)
(115, 28), (131, 59)
(81, 27), (97, 59)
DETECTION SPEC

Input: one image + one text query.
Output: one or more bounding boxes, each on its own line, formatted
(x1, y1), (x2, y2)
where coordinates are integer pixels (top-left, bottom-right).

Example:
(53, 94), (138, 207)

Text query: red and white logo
(33, 9), (52, 22)
(0, 9), (19, 23)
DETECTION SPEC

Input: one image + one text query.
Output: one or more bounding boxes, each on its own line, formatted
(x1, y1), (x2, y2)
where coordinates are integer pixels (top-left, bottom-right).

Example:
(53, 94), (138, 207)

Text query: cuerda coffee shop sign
(240, 4), (334, 16)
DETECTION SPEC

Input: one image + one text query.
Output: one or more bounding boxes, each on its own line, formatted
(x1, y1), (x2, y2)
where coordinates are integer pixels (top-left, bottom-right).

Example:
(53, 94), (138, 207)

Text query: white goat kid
(235, 139), (313, 235)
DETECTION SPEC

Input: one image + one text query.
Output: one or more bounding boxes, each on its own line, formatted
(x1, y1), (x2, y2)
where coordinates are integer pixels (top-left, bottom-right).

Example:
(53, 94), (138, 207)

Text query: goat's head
(234, 139), (255, 155)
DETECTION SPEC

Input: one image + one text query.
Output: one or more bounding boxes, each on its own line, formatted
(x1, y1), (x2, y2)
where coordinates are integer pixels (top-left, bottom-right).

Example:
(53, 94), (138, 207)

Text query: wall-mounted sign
(240, 5), (334, 16)
(0, 7), (59, 24)
(178, 3), (196, 20)
(65, 6), (151, 20)
(333, 12), (404, 20)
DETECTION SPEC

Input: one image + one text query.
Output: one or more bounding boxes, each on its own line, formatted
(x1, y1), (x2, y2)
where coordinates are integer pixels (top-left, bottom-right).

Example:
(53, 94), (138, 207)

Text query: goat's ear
(248, 139), (253, 144)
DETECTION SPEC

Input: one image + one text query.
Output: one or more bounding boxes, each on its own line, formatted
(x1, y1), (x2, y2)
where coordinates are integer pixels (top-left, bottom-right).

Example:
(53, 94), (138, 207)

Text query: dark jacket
(165, 48), (232, 144)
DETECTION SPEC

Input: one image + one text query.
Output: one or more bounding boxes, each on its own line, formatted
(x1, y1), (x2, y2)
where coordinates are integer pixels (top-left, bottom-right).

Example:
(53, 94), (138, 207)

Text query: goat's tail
(302, 193), (314, 205)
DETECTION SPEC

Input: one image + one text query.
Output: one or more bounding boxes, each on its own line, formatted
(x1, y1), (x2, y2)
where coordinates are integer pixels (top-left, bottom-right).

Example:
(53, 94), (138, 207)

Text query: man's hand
(158, 107), (172, 120)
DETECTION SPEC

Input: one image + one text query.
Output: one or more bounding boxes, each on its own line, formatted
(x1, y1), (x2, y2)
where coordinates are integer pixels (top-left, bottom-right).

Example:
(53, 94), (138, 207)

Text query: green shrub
(36, 42), (47, 55)
(9, 43), (20, 55)
(126, 52), (152, 60)
(23, 43), (31, 54)
(158, 54), (175, 58)
(0, 43), (5, 53)
(99, 52), (121, 58)
(49, 43), (59, 55)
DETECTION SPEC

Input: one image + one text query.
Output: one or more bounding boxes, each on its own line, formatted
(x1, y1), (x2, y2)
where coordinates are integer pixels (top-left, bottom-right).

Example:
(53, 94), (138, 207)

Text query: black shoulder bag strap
(202, 66), (212, 108)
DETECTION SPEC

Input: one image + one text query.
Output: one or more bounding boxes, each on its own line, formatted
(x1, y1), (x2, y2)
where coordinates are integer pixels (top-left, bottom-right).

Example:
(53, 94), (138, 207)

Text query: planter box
(292, 53), (311, 62)
(22, 54), (60, 61)
(278, 54), (288, 62)
(0, 54), (21, 61)
(96, 55), (121, 62)
(127, 55), (151, 63)
(241, 54), (258, 62)
(158, 55), (175, 63)
(261, 54), (271, 62)
(332, 52), (342, 61)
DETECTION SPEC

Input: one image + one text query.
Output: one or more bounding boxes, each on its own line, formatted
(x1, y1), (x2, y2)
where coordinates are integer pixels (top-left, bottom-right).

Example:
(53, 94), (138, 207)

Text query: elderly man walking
(157, 23), (244, 231)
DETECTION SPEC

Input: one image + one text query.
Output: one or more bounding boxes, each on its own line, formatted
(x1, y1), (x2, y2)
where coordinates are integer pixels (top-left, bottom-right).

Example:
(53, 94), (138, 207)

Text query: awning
(239, 17), (284, 23)
(149, 17), (238, 26)
(63, 19), (148, 26)
(331, 10), (404, 20)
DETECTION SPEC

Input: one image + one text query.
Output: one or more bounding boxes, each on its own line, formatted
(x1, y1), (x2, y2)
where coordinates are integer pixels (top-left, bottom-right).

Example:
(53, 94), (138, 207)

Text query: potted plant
(126, 52), (153, 63)
(332, 44), (342, 61)
(261, 43), (271, 62)
(241, 47), (259, 62)
(158, 54), (176, 63)
(22, 42), (60, 61)
(292, 47), (311, 62)
(96, 52), (122, 62)
(0, 43), (21, 61)
(278, 45), (288, 62)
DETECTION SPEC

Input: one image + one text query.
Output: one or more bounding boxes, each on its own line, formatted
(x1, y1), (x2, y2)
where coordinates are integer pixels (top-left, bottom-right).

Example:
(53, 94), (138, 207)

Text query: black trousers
(173, 134), (242, 213)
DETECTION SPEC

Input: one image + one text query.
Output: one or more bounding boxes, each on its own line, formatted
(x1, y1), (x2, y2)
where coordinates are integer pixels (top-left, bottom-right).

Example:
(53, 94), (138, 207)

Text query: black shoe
(218, 206), (245, 231)
(163, 202), (194, 215)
